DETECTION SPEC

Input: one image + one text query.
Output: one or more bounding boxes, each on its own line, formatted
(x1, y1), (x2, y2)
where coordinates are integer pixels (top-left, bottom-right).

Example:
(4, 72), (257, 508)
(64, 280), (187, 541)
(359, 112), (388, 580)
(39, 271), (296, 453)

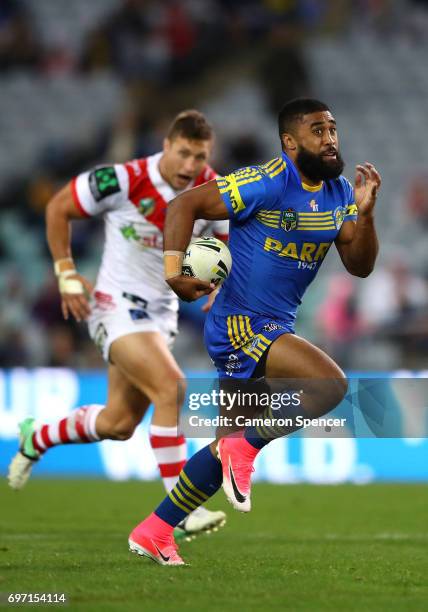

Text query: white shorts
(87, 289), (178, 362)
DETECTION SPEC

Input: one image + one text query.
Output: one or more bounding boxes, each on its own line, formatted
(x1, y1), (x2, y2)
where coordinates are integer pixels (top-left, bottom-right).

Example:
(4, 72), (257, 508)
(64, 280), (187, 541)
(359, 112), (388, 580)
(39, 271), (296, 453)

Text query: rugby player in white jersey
(8, 110), (227, 538)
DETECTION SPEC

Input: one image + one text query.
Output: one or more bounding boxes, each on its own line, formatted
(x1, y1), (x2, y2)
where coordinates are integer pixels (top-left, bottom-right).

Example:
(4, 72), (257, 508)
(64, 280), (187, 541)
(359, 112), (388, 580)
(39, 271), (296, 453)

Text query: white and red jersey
(71, 152), (228, 312)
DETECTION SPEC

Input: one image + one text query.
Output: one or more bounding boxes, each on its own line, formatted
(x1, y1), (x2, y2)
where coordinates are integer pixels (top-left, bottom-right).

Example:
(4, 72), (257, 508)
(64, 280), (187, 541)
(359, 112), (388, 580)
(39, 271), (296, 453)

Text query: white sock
(32, 404), (103, 453)
(149, 424), (187, 492)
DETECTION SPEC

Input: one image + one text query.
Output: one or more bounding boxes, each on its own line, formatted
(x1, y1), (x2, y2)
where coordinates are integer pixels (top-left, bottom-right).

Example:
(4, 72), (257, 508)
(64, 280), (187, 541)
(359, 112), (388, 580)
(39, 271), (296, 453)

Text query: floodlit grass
(1, 480), (427, 611)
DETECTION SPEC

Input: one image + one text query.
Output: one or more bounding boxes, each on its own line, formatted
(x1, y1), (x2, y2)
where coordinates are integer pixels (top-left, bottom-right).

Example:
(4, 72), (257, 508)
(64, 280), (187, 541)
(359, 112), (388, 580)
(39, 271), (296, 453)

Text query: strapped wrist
(164, 251), (184, 280)
(54, 258), (83, 294)
(54, 257), (75, 276)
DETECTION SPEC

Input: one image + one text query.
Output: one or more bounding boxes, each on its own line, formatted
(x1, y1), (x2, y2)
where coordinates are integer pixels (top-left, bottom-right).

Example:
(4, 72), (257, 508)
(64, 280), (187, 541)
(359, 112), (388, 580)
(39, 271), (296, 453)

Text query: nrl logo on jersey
(281, 208), (298, 232)
(334, 206), (345, 229)
(138, 198), (155, 216)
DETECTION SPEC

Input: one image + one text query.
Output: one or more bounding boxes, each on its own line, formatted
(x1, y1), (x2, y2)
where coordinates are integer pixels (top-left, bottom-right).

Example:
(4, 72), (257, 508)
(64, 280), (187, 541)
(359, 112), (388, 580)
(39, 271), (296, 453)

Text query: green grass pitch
(1, 480), (427, 611)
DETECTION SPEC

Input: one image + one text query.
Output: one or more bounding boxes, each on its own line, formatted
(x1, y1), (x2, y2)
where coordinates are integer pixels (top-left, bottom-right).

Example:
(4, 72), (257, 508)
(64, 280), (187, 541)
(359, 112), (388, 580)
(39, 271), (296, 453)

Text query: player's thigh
(266, 333), (347, 408)
(266, 333), (345, 378)
(109, 331), (184, 403)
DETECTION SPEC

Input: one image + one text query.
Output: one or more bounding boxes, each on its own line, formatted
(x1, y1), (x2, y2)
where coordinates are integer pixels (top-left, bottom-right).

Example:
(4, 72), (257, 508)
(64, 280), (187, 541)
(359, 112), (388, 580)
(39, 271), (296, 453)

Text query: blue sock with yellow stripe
(245, 403), (309, 449)
(154, 445), (222, 527)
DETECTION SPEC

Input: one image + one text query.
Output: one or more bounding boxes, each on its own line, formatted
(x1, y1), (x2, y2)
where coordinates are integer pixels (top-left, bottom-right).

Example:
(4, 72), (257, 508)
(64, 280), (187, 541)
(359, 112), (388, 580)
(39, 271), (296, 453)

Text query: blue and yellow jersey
(213, 151), (357, 323)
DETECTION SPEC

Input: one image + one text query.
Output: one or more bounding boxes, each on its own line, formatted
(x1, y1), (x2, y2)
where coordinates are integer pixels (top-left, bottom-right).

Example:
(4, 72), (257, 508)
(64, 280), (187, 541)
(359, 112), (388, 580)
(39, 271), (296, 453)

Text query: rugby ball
(182, 237), (232, 286)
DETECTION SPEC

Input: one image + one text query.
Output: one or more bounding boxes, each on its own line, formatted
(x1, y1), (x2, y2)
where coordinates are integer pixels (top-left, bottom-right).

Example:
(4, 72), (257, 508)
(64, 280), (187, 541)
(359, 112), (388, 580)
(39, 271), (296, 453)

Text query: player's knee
(328, 372), (348, 408)
(309, 370), (348, 417)
(155, 369), (186, 407)
(339, 375), (348, 399)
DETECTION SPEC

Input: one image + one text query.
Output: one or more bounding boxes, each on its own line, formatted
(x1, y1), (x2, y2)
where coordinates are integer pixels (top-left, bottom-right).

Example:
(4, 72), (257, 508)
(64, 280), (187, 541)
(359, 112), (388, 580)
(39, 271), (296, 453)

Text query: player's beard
(296, 146), (345, 182)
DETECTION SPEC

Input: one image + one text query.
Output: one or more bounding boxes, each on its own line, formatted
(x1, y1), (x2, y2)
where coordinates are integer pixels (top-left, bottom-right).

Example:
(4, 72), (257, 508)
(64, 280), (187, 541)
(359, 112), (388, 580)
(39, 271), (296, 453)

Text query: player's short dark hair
(278, 98), (330, 140)
(167, 110), (213, 142)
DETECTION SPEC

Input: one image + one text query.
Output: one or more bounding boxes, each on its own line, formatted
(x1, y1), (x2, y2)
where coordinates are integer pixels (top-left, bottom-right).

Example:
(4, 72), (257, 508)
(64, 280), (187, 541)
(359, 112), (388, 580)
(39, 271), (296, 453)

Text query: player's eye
(179, 150), (190, 158)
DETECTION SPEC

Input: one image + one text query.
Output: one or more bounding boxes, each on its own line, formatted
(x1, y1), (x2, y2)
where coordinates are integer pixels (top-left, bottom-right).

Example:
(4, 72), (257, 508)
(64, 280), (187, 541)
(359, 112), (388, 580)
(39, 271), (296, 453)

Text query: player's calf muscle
(105, 425), (135, 441)
(96, 411), (139, 440)
(304, 376), (347, 417)
(264, 336), (348, 417)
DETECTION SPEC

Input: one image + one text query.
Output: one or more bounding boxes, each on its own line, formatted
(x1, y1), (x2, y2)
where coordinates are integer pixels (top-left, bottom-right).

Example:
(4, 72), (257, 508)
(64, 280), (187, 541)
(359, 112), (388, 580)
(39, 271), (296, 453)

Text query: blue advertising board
(0, 369), (427, 483)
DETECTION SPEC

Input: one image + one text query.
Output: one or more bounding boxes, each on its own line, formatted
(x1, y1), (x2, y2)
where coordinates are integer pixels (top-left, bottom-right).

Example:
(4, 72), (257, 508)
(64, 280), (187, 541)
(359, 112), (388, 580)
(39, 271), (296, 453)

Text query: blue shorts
(204, 311), (294, 378)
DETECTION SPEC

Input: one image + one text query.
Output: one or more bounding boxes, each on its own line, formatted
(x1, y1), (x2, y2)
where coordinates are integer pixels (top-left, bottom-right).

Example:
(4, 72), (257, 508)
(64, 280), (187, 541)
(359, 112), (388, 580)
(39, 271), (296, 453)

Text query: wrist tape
(164, 251), (184, 280)
(54, 260), (84, 295)
(54, 257), (74, 276)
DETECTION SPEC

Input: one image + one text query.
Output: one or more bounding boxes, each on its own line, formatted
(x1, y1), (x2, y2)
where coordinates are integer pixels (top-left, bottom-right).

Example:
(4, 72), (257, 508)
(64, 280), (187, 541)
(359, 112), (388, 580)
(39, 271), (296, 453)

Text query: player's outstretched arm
(164, 179), (229, 302)
(335, 162), (381, 278)
(46, 182), (93, 321)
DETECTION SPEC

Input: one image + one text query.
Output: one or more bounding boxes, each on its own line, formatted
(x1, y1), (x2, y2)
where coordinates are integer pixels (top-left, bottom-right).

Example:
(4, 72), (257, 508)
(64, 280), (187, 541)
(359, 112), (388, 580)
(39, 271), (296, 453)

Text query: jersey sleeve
(216, 166), (278, 223)
(71, 164), (129, 216)
(341, 177), (358, 222)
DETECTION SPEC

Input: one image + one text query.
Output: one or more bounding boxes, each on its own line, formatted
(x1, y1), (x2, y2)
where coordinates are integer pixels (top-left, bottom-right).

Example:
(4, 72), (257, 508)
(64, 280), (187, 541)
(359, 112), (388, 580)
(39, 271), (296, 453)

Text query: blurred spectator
(358, 258), (428, 328)
(258, 22), (311, 114)
(41, 44), (76, 76)
(0, 270), (30, 331)
(317, 275), (364, 367)
(0, 330), (29, 367)
(31, 274), (65, 329)
(407, 0), (428, 39)
(0, 0), (42, 71)
(85, 0), (169, 83)
(406, 173), (428, 227)
(352, 0), (396, 33)
(80, 25), (112, 72)
(164, 1), (197, 83)
(47, 325), (78, 368)
(0, 270), (32, 367)
(221, 134), (265, 172)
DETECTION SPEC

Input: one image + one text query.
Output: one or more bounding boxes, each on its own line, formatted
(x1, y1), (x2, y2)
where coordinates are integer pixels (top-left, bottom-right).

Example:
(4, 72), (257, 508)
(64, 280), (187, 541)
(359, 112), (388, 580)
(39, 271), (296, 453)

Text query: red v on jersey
(126, 158), (168, 233)
(125, 158), (217, 233)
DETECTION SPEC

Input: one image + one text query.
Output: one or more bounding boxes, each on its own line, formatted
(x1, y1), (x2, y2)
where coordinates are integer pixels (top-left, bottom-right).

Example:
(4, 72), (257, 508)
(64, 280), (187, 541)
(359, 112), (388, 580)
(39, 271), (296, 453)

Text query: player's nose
(324, 131), (336, 146)
(183, 158), (197, 174)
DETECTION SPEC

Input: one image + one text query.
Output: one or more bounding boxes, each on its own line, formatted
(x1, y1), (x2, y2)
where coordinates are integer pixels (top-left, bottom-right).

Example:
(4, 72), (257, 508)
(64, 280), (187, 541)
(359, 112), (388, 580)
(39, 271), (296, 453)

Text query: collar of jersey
(281, 151), (324, 193)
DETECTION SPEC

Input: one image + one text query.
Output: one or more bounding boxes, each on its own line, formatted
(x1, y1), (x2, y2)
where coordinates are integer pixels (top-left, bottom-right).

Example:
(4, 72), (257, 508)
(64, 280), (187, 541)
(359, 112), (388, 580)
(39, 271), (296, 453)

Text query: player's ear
(163, 137), (171, 153)
(281, 132), (297, 152)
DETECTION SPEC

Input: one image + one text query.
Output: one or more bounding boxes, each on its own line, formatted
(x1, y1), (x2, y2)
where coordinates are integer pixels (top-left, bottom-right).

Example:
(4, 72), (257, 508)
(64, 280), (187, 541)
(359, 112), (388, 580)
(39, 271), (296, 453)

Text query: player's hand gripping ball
(182, 237), (232, 286)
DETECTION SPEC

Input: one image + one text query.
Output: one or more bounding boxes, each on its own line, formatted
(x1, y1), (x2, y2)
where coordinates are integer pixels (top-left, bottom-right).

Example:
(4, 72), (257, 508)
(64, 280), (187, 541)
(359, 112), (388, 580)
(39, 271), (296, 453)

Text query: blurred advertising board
(0, 368), (427, 483)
